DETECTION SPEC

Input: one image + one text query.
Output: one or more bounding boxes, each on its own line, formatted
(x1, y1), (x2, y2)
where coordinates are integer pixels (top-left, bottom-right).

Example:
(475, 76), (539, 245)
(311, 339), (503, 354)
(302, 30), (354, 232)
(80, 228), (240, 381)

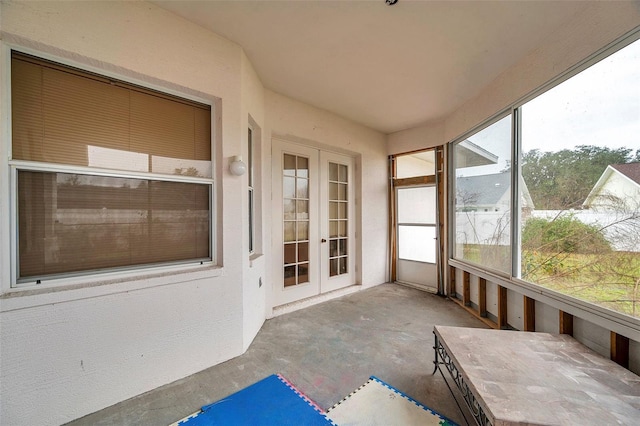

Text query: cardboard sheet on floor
(326, 376), (456, 426)
(172, 374), (332, 426)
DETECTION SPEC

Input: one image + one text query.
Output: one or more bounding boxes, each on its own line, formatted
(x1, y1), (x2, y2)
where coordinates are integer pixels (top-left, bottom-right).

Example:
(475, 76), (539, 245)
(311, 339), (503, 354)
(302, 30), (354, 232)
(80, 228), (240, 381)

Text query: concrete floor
(68, 283), (488, 425)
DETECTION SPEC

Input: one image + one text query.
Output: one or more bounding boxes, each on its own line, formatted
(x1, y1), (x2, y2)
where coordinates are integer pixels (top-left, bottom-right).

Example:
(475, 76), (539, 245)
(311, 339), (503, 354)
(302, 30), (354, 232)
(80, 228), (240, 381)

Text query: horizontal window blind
(11, 52), (211, 177)
(18, 170), (210, 279)
(11, 51), (214, 283)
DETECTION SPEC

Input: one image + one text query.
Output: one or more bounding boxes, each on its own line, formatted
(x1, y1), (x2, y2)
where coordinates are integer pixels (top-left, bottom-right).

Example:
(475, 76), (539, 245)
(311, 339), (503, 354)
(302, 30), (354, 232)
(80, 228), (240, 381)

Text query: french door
(272, 139), (355, 306)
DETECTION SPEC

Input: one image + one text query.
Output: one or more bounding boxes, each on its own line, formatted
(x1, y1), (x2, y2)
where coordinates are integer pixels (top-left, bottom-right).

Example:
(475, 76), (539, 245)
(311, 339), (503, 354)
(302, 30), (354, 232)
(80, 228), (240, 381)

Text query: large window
(451, 36), (640, 319)
(11, 51), (213, 285)
(453, 115), (513, 275)
(519, 38), (640, 317)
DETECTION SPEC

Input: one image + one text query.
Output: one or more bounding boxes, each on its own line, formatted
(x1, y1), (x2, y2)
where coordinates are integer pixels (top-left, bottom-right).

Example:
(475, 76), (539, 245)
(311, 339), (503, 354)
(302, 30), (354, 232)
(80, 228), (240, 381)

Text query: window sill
(448, 258), (640, 341)
(0, 263), (224, 313)
(249, 253), (265, 269)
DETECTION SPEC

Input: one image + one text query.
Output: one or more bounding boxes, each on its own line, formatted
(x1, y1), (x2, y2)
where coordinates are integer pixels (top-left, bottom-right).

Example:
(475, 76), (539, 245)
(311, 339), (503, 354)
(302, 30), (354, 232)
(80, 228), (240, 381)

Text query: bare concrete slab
(67, 284), (487, 426)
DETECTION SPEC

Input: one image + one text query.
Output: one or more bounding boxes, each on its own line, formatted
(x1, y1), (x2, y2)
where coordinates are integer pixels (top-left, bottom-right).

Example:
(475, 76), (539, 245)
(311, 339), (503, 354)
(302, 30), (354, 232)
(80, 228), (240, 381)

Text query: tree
(521, 145), (633, 210)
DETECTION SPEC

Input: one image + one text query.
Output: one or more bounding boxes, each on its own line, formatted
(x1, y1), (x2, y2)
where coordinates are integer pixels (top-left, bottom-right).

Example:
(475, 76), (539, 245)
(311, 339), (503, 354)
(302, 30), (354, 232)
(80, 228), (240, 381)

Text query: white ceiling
(153, 1), (590, 134)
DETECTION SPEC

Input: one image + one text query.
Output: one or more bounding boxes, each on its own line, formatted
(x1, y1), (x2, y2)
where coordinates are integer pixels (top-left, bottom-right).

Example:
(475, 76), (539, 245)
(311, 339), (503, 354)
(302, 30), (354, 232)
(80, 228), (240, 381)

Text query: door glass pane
(330, 258), (338, 277)
(339, 202), (347, 219)
(284, 154), (296, 176)
(284, 243), (296, 264)
(330, 240), (338, 257)
(329, 183), (338, 200)
(296, 178), (309, 198)
(398, 225), (437, 263)
(329, 163), (339, 181)
(298, 263), (309, 284)
(330, 201), (338, 219)
(282, 153), (312, 287)
(338, 183), (347, 201)
(283, 199), (295, 220)
(297, 221), (309, 240)
(284, 265), (296, 287)
(298, 243), (309, 262)
(397, 186), (436, 224)
(296, 200), (309, 219)
(328, 161), (349, 277)
(297, 157), (308, 178)
(284, 222), (295, 242)
(339, 164), (348, 182)
(283, 176), (295, 199)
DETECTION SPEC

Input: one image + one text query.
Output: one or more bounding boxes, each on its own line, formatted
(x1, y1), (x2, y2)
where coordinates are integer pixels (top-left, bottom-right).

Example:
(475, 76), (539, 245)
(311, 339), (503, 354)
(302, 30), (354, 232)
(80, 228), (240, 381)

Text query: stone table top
(434, 326), (640, 425)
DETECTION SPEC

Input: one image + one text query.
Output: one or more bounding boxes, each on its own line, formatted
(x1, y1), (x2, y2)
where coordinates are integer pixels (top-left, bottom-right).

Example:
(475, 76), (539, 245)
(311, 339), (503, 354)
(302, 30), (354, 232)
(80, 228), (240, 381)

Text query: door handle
(321, 238), (327, 243)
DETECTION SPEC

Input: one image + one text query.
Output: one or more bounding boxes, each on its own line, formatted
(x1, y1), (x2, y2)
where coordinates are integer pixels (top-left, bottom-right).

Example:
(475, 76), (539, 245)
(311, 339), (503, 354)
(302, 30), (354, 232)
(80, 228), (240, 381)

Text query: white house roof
(583, 162), (640, 207)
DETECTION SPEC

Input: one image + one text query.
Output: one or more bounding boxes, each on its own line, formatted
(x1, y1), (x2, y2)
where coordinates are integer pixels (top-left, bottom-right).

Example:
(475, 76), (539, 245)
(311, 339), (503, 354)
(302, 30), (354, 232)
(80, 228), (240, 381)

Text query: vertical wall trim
(523, 296), (536, 331)
(498, 285), (508, 329)
(478, 277), (487, 317)
(388, 156), (396, 282)
(449, 265), (456, 297)
(559, 310), (574, 335)
(610, 332), (630, 369)
(462, 270), (471, 306)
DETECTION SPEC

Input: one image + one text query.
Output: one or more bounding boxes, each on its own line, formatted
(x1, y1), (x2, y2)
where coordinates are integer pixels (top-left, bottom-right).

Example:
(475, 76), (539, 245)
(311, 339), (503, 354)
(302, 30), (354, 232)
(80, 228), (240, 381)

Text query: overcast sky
(461, 37), (639, 176)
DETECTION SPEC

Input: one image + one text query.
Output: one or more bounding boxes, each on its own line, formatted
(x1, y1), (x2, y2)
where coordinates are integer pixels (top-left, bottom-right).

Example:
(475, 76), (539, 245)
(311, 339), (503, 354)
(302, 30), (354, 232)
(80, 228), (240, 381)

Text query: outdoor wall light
(229, 155), (247, 176)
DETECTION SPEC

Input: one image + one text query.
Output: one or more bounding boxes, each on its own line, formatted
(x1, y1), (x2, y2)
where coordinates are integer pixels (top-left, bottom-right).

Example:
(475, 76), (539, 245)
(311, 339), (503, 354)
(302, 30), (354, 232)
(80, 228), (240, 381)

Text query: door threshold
(272, 285), (362, 317)
(395, 281), (438, 294)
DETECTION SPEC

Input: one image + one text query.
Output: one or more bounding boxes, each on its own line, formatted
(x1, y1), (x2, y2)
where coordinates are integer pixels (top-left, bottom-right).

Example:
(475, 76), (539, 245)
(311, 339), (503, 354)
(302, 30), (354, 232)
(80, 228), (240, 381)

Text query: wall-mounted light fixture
(229, 155), (247, 176)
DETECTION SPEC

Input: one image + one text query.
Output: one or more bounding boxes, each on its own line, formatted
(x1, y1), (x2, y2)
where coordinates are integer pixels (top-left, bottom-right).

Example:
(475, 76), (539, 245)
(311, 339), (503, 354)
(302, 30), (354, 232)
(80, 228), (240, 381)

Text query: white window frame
(248, 125), (255, 254)
(448, 30), (640, 337)
(1, 43), (219, 292)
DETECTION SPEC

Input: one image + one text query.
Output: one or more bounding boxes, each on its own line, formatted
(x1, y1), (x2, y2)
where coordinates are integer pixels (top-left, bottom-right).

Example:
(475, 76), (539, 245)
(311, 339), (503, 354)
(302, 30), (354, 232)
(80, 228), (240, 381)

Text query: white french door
(272, 139), (355, 306)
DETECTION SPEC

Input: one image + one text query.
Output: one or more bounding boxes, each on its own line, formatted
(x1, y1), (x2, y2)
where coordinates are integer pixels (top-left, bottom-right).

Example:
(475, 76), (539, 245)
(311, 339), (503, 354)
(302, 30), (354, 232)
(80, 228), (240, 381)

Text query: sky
(459, 37), (639, 176)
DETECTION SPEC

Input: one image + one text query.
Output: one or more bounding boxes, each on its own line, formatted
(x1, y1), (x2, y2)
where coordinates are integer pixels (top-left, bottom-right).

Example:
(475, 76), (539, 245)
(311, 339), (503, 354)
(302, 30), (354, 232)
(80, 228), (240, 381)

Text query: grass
(459, 244), (640, 318)
(523, 250), (640, 318)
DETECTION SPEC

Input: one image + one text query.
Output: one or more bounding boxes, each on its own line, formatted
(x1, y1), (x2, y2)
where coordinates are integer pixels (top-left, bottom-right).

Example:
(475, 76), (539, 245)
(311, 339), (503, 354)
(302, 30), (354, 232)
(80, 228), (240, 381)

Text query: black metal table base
(433, 332), (493, 426)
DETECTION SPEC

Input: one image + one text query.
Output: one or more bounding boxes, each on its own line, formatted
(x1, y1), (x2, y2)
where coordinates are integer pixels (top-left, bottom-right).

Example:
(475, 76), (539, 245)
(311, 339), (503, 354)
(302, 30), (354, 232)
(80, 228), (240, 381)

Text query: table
(433, 325), (640, 426)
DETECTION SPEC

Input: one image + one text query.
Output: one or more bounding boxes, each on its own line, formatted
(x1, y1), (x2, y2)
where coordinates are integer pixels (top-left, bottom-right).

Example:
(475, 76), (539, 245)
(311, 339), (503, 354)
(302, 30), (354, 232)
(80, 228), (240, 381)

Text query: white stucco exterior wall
(387, 120), (445, 155)
(240, 50), (268, 351)
(0, 2), (249, 425)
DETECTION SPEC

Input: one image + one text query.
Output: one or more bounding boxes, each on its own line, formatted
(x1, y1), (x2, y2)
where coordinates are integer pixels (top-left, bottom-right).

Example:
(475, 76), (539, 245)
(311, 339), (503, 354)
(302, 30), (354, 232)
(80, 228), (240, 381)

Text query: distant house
(583, 163), (640, 211)
(455, 171), (535, 212)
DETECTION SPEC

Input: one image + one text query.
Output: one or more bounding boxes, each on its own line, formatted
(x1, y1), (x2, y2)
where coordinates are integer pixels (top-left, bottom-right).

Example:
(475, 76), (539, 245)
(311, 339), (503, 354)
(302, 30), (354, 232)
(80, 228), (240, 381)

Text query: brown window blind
(11, 51), (213, 281)
(18, 170), (210, 279)
(11, 51), (211, 177)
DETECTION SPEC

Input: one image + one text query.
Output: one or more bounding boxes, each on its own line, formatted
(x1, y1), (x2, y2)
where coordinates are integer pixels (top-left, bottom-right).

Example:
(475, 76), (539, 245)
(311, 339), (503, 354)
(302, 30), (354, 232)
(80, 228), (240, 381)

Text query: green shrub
(522, 215), (612, 255)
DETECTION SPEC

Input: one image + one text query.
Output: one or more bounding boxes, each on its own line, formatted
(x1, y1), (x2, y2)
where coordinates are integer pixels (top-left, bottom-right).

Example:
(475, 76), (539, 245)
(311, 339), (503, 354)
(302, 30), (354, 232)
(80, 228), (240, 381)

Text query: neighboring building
(455, 171), (535, 212)
(583, 163), (640, 211)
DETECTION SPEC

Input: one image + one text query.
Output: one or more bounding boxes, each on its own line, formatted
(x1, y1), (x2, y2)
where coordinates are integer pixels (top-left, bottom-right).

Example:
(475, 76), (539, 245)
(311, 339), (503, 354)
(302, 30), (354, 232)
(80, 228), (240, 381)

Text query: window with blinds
(10, 51), (213, 284)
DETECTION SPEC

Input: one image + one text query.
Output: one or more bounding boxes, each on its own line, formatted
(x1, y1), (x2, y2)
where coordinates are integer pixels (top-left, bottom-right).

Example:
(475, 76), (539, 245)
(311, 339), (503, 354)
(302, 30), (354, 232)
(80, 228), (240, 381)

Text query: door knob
(321, 238), (327, 243)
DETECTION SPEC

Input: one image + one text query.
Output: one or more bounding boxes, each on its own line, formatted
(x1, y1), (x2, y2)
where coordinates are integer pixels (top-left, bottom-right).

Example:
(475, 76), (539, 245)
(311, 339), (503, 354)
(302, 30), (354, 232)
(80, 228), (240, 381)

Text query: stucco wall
(0, 2), (249, 425)
(388, 1), (640, 153)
